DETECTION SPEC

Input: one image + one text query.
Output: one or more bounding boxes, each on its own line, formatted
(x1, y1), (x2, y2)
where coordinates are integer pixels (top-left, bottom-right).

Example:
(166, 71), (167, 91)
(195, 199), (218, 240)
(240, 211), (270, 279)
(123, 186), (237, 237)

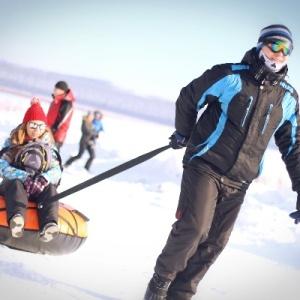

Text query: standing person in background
(47, 81), (75, 153)
(144, 24), (300, 300)
(64, 110), (103, 172)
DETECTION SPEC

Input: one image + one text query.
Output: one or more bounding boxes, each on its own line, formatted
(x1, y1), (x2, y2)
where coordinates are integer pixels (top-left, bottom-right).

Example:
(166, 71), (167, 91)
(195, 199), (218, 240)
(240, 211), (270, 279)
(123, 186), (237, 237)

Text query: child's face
(26, 121), (47, 139)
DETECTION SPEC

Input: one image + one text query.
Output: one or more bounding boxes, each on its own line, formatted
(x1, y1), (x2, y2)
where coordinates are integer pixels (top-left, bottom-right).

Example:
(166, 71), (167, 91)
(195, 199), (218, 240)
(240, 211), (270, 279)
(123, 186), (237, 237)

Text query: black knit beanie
(55, 81), (69, 93)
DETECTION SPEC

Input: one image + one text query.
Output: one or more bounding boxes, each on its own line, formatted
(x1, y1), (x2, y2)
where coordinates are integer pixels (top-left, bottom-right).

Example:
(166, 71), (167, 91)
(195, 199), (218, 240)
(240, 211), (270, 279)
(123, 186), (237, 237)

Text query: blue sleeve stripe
(191, 112), (227, 159)
(191, 74), (242, 160)
(280, 93), (297, 158)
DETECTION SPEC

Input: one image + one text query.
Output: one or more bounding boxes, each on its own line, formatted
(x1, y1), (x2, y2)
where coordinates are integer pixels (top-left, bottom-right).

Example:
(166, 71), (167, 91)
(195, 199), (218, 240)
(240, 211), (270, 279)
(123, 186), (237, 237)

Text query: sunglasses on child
(27, 122), (47, 130)
(265, 39), (292, 56)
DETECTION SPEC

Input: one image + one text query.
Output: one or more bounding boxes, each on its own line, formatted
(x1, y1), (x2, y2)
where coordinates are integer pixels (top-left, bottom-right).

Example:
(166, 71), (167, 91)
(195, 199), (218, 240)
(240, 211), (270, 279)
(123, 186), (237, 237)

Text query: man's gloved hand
(169, 131), (188, 149)
(30, 176), (48, 196)
(289, 193), (300, 224)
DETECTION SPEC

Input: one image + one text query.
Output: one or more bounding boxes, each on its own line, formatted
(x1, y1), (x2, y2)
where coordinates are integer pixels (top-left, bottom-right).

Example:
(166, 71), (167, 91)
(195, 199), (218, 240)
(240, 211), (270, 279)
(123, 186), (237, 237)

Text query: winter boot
(144, 273), (171, 300)
(9, 214), (25, 238)
(39, 222), (59, 242)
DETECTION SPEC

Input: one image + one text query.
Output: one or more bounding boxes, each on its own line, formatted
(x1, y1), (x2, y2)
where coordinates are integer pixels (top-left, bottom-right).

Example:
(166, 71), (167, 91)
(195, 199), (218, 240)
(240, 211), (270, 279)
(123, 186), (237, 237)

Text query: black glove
(169, 131), (188, 149)
(289, 193), (300, 224)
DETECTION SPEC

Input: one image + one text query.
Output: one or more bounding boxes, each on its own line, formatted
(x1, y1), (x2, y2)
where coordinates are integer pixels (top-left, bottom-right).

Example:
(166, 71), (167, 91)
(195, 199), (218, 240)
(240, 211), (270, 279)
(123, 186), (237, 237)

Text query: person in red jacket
(47, 81), (75, 152)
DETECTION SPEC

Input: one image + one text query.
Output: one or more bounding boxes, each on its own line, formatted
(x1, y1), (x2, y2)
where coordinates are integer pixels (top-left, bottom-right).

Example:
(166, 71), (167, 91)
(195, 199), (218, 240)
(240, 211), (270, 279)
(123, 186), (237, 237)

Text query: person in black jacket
(64, 111), (97, 171)
(144, 24), (300, 300)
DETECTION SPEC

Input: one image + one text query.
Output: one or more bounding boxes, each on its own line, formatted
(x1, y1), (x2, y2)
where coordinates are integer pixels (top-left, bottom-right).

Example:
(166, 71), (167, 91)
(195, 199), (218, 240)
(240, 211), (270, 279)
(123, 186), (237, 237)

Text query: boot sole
(10, 215), (25, 238)
(39, 224), (59, 242)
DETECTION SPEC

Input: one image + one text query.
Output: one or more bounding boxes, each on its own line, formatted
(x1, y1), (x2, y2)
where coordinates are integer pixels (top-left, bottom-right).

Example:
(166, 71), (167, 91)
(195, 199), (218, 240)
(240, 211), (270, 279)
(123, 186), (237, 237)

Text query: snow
(0, 90), (300, 299)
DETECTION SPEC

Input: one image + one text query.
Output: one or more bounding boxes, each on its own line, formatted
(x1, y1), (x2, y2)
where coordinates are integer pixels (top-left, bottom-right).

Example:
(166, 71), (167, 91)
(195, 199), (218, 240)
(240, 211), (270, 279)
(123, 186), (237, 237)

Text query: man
(144, 24), (300, 300)
(47, 81), (75, 152)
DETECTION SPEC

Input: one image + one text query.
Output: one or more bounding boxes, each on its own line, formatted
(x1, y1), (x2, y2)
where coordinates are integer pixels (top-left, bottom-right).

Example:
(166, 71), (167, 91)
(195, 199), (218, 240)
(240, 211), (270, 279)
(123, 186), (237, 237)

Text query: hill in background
(0, 60), (175, 125)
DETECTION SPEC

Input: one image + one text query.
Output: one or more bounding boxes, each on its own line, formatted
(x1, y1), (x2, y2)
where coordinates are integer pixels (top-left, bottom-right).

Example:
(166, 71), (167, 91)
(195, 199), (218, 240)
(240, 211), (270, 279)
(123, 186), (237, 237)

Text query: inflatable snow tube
(0, 196), (89, 255)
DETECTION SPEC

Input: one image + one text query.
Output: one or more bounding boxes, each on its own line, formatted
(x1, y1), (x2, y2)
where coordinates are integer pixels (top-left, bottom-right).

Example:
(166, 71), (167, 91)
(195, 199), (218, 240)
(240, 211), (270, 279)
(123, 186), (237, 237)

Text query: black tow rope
(39, 144), (171, 207)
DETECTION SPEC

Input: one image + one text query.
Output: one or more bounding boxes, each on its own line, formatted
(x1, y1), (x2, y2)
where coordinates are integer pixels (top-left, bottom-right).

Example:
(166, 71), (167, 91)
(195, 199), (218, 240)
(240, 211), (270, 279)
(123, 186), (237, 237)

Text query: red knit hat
(23, 98), (47, 124)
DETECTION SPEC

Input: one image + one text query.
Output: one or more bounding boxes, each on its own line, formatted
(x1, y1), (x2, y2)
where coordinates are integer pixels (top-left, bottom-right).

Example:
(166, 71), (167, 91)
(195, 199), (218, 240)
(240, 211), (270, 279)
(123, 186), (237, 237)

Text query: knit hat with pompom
(23, 98), (48, 124)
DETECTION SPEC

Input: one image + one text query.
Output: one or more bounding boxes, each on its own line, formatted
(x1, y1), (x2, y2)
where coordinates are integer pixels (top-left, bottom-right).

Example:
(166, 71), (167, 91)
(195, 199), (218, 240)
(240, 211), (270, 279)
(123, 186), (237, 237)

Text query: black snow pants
(154, 165), (248, 300)
(0, 179), (59, 230)
(65, 141), (95, 171)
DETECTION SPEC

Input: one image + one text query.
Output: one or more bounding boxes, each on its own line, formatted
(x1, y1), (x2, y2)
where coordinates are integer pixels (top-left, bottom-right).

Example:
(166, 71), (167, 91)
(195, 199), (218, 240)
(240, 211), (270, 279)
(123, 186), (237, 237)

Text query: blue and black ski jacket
(176, 48), (300, 191)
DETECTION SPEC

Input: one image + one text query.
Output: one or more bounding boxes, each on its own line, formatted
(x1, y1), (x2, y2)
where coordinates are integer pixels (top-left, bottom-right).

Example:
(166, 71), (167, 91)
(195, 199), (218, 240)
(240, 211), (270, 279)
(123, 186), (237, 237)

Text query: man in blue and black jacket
(145, 24), (300, 300)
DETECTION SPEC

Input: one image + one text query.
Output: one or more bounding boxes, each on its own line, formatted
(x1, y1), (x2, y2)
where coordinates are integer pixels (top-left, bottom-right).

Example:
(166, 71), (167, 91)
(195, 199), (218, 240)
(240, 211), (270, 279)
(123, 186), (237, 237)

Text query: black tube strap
(39, 144), (171, 207)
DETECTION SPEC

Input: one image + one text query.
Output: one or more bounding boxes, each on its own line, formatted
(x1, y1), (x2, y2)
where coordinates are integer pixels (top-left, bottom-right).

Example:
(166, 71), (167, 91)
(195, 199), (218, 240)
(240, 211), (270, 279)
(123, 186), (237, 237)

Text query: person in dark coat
(47, 81), (75, 152)
(64, 111), (100, 171)
(144, 24), (300, 300)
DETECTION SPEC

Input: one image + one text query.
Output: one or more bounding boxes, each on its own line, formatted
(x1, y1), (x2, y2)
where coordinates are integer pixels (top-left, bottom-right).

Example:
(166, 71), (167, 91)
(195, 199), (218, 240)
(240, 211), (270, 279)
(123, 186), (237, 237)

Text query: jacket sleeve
(52, 99), (73, 132)
(0, 139), (28, 183)
(175, 64), (230, 138)
(40, 147), (62, 185)
(275, 92), (300, 192)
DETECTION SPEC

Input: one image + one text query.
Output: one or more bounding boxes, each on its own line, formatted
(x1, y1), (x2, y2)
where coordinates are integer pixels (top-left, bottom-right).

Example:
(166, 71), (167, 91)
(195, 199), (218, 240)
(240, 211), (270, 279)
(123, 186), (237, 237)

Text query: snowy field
(0, 90), (300, 300)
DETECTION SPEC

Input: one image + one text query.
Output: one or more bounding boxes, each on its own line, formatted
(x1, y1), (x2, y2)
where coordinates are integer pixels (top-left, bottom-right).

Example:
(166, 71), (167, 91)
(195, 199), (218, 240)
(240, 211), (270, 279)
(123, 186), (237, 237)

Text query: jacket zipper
(241, 96), (253, 127)
(261, 104), (274, 134)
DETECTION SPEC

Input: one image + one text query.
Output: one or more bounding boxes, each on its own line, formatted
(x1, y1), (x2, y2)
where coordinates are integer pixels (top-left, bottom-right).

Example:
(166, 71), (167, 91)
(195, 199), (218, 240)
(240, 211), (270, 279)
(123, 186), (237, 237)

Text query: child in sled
(0, 98), (62, 242)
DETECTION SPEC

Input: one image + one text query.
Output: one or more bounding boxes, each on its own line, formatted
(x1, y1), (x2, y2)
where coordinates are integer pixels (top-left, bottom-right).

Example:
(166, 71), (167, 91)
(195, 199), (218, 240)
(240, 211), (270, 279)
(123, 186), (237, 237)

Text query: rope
(39, 144), (171, 207)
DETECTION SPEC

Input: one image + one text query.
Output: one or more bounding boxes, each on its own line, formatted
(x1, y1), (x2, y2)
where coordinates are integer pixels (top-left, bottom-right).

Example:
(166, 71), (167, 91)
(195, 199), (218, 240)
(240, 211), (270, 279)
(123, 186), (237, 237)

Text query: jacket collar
(241, 47), (288, 85)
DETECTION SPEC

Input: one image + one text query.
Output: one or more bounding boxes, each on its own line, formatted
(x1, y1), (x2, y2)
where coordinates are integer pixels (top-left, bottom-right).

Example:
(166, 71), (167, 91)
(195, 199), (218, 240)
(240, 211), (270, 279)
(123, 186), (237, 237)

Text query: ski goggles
(264, 39), (292, 56)
(27, 122), (47, 131)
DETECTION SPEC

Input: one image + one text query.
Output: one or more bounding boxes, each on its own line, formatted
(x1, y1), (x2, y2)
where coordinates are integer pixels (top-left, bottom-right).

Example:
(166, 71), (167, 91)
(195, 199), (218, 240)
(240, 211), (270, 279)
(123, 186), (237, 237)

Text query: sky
(0, 0), (300, 100)
(0, 91), (300, 299)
